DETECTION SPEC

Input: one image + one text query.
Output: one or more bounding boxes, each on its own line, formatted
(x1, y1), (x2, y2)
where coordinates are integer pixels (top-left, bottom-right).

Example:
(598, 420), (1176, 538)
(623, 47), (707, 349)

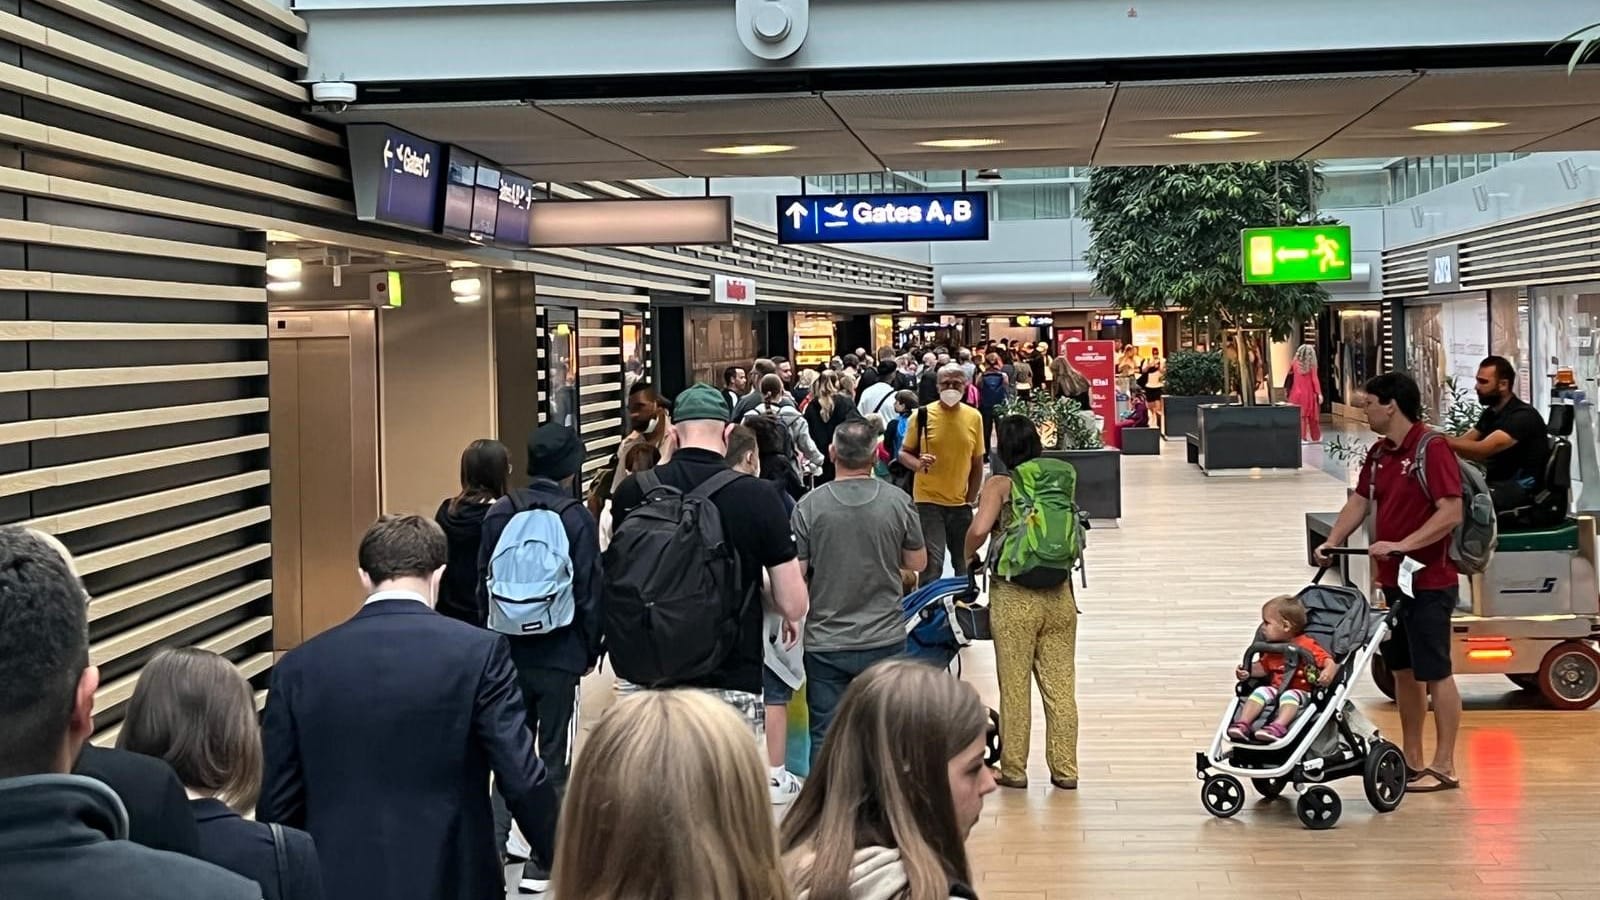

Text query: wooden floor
(962, 446), (1600, 900)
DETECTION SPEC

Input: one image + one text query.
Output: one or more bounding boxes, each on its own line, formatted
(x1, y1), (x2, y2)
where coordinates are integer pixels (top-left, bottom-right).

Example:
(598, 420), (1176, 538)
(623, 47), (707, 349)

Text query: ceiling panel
(826, 85), (1112, 167)
(1316, 69), (1600, 157)
(1094, 73), (1417, 165)
(537, 94), (878, 177)
(339, 103), (666, 171)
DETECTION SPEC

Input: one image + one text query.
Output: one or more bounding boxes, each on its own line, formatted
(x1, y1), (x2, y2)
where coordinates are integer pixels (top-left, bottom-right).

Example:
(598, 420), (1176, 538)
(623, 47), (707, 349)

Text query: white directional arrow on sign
(785, 202), (808, 229)
(383, 139), (394, 170)
(1275, 248), (1310, 262)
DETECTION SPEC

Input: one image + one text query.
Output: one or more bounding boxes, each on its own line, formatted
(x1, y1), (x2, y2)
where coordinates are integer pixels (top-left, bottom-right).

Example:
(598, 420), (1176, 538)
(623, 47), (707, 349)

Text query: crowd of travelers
(0, 337), (1487, 898)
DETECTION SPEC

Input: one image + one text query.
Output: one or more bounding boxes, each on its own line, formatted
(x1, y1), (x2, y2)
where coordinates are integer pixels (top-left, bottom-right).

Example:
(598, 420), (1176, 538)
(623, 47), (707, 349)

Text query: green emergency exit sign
(1241, 225), (1353, 284)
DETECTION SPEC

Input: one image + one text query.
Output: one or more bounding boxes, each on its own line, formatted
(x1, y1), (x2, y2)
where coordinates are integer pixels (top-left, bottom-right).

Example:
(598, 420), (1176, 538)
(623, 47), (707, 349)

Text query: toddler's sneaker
(1254, 722), (1289, 743)
(769, 768), (803, 805)
(1226, 722), (1253, 743)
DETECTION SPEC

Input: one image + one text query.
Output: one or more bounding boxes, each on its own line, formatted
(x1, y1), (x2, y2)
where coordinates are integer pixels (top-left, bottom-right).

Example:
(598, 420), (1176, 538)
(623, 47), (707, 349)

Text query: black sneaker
(518, 860), (551, 895)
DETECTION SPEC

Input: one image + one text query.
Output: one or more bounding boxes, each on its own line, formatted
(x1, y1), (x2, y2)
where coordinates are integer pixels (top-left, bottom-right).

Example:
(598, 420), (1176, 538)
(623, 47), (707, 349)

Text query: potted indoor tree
(1083, 162), (1335, 472)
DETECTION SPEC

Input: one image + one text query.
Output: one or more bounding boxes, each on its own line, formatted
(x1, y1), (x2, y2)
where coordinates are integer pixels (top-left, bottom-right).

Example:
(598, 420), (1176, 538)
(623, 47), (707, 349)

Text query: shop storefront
(793, 311), (839, 367)
(984, 314), (1054, 350)
(1320, 303), (1384, 418)
(1403, 291), (1488, 423)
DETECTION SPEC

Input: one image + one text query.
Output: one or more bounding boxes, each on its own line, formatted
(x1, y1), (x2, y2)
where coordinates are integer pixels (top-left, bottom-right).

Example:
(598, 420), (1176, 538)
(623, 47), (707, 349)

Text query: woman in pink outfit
(1287, 343), (1322, 443)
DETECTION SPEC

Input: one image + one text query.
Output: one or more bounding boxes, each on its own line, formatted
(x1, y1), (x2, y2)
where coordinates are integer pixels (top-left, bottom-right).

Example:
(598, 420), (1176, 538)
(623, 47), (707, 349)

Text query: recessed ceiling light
(1170, 130), (1262, 141)
(265, 280), (301, 293)
(1410, 120), (1507, 133)
(917, 138), (1005, 149)
(702, 144), (795, 156)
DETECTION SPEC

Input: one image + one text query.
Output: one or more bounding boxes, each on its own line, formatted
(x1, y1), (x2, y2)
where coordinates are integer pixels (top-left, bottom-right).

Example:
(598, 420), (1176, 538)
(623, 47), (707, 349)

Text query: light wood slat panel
(0, 322), (268, 341)
(0, 115), (347, 213)
(31, 0), (306, 101)
(0, 268), (267, 303)
(137, 0), (306, 67)
(89, 544), (271, 622)
(0, 11), (336, 146)
(0, 397), (268, 446)
(0, 433), (268, 498)
(214, 0), (305, 34)
(579, 400), (616, 416)
(581, 364), (623, 377)
(0, 64), (340, 180)
(27, 472), (271, 537)
(585, 347), (621, 357)
(92, 616), (271, 711)
(577, 309), (621, 322)
(580, 419), (615, 435)
(76, 506), (270, 576)
(0, 217), (268, 265)
(581, 455), (609, 474)
(0, 361), (270, 395)
(579, 382), (621, 397)
(53, 361), (269, 391)
(582, 328), (621, 339)
(584, 434), (622, 453)
(89, 579), (270, 666)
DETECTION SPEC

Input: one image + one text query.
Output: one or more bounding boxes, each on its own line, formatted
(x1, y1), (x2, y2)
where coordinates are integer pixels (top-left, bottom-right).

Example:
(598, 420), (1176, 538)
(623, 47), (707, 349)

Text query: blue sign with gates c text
(774, 192), (989, 244)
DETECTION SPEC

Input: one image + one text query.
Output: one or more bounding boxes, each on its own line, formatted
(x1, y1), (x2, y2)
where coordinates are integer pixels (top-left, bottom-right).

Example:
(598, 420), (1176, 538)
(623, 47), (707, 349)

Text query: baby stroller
(1195, 549), (1408, 829)
(902, 573), (1002, 766)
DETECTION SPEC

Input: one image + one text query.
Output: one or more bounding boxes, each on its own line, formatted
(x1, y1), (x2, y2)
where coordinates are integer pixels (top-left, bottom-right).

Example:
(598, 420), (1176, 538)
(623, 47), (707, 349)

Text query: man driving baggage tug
(1445, 356), (1549, 514)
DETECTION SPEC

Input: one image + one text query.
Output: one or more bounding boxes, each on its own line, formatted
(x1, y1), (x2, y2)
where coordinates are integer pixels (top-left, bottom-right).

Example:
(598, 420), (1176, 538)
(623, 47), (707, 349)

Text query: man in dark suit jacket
(73, 745), (201, 857)
(258, 515), (557, 900)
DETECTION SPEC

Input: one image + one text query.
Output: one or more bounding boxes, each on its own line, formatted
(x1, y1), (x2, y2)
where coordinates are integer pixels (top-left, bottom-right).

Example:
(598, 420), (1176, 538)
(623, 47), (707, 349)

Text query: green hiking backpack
(994, 457), (1083, 589)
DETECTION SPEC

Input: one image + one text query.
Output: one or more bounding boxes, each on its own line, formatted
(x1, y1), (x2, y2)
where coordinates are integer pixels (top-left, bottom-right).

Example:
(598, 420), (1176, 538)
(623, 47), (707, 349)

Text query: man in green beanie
(608, 384), (810, 745)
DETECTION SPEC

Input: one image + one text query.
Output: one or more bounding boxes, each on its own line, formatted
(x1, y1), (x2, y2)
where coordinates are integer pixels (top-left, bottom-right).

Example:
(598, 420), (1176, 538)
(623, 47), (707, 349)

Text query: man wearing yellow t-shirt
(897, 364), (986, 587)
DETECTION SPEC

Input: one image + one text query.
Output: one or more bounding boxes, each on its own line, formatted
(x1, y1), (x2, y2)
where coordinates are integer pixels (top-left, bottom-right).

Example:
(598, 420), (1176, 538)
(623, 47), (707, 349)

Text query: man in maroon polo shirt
(1316, 372), (1464, 793)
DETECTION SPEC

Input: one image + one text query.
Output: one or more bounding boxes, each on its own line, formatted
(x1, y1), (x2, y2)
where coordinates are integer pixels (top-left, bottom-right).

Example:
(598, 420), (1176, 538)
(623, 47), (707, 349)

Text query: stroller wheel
(1363, 741), (1406, 813)
(1251, 777), (1286, 800)
(1296, 786), (1342, 830)
(1200, 774), (1245, 819)
(983, 708), (1002, 768)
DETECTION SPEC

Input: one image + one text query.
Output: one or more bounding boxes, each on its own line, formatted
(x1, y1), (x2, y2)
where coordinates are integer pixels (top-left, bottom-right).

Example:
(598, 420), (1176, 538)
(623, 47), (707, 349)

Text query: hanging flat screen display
(494, 172), (536, 247)
(347, 124), (442, 234)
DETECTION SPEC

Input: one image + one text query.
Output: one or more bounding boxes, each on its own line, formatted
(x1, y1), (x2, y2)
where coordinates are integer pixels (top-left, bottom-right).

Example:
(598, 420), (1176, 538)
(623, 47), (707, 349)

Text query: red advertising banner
(1063, 340), (1118, 427)
(1054, 329), (1086, 358)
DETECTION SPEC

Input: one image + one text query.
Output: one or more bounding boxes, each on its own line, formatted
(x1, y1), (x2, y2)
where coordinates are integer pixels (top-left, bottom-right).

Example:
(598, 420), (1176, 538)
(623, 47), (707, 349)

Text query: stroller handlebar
(1241, 640), (1308, 674)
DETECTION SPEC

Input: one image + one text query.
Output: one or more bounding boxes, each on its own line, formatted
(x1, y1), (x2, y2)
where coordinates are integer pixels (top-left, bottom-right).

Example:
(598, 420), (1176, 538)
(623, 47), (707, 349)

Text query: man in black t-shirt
(610, 383), (809, 729)
(1447, 355), (1549, 510)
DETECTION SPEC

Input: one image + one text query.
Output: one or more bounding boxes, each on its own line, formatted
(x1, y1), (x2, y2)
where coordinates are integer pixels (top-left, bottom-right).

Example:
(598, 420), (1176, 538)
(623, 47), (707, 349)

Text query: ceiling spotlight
(1170, 130), (1262, 141)
(453, 293), (481, 304)
(702, 144), (796, 156)
(976, 168), (1002, 181)
(265, 280), (302, 293)
(1410, 121), (1506, 133)
(265, 257), (302, 280)
(450, 276), (483, 296)
(917, 138), (1005, 149)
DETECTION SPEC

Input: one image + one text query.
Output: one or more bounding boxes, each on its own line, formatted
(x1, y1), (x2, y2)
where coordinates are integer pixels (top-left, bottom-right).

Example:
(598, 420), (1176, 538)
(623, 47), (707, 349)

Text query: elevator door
(269, 310), (380, 651)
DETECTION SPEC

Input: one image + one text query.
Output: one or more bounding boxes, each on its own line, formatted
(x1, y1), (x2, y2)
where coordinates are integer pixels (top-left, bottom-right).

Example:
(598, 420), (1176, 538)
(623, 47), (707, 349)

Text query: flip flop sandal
(1407, 768), (1461, 792)
(1406, 764), (1425, 783)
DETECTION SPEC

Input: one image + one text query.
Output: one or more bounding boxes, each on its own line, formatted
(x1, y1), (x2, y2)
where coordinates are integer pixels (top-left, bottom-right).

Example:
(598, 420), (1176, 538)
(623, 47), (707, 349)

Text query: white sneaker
(769, 769), (802, 805)
(504, 827), (531, 863)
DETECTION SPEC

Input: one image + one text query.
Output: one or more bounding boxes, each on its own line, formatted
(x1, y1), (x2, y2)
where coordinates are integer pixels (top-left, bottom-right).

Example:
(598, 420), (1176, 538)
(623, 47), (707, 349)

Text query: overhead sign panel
(1240, 225), (1353, 284)
(525, 197), (733, 248)
(347, 124), (441, 234)
(775, 192), (989, 244)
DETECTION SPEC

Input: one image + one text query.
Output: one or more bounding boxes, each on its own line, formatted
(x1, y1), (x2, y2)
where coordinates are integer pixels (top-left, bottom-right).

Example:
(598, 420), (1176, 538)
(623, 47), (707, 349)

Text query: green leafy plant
(1163, 349), (1226, 397)
(994, 396), (1105, 451)
(1083, 163), (1334, 403)
(1559, 21), (1600, 73)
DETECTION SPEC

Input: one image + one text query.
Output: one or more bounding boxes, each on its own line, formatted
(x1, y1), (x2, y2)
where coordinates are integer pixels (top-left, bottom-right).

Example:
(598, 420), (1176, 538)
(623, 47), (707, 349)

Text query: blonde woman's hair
(1051, 356), (1090, 399)
(798, 368), (820, 389)
(781, 659), (987, 900)
(552, 690), (792, 900)
(1294, 343), (1317, 369)
(814, 371), (843, 420)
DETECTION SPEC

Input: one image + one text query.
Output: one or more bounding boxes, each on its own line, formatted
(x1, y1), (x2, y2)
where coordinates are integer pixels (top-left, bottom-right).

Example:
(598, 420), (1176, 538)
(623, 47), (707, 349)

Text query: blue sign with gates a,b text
(774, 192), (989, 244)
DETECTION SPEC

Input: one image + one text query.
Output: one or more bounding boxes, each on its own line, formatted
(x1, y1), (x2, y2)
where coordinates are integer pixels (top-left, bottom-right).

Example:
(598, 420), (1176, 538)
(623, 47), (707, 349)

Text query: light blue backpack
(485, 493), (578, 637)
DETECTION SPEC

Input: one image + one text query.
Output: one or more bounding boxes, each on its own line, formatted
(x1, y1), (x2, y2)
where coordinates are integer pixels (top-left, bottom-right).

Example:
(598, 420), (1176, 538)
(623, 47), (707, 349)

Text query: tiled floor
(512, 435), (1600, 899)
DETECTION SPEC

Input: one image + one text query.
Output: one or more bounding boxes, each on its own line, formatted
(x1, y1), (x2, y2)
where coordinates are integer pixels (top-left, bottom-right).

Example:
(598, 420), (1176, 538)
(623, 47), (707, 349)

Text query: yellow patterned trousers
(989, 578), (1079, 782)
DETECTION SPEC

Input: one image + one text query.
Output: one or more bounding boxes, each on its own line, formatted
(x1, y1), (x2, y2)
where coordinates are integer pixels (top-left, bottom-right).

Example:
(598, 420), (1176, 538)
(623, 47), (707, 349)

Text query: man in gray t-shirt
(793, 419), (926, 763)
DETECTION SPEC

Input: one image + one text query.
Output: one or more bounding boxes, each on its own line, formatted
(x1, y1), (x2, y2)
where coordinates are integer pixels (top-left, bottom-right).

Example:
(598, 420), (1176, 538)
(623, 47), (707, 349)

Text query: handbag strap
(269, 822), (289, 894)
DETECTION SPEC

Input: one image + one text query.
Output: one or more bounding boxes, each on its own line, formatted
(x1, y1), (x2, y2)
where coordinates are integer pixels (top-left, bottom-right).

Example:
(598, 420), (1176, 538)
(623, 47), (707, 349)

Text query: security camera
(311, 81), (357, 113)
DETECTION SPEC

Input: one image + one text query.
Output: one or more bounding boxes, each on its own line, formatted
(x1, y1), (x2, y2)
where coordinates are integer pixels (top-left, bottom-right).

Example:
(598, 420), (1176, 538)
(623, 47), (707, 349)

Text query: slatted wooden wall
(0, 0), (339, 743)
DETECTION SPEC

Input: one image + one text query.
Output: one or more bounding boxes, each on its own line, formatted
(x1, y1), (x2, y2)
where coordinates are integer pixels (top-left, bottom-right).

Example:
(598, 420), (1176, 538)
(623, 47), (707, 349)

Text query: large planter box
(1045, 448), (1122, 521)
(1196, 403), (1301, 473)
(1162, 394), (1231, 439)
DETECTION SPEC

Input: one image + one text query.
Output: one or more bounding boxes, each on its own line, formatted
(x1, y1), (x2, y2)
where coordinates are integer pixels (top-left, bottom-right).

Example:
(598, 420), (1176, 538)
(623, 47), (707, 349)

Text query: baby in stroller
(1227, 595), (1340, 744)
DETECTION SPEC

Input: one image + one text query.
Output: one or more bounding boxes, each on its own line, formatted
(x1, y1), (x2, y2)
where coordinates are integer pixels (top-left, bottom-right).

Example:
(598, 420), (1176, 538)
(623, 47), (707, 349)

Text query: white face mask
(939, 389), (962, 407)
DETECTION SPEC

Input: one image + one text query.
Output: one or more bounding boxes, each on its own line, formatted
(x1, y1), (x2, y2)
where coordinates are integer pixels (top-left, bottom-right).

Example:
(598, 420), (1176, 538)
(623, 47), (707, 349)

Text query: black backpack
(602, 468), (747, 687)
(745, 404), (802, 484)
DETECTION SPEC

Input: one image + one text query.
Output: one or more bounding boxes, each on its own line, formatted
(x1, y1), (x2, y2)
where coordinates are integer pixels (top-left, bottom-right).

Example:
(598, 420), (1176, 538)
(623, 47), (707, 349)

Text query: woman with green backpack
(964, 415), (1081, 791)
